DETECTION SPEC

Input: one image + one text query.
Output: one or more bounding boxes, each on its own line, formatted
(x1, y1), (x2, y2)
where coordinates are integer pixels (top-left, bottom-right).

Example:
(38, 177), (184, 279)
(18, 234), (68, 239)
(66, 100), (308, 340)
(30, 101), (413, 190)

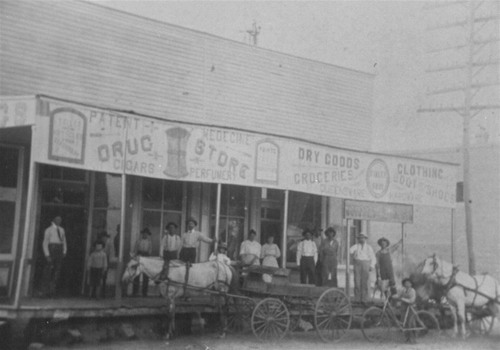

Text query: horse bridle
(429, 254), (459, 291)
(124, 256), (141, 282)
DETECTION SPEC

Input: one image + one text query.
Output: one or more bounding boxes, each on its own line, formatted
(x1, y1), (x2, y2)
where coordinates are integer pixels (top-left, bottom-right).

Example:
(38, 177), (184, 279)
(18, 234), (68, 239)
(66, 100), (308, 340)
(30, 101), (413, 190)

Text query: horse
(122, 256), (238, 339)
(419, 255), (500, 338)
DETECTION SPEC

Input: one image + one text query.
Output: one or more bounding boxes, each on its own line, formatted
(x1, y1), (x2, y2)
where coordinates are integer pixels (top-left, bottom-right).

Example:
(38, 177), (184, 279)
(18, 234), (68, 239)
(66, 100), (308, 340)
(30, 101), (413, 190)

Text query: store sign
(32, 98), (458, 208)
(0, 97), (36, 128)
(344, 200), (413, 223)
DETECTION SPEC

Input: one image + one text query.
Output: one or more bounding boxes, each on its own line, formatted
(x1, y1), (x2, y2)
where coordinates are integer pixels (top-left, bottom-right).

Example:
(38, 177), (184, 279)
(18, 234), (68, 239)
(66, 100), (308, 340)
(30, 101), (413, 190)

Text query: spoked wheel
(314, 288), (352, 342)
(361, 306), (399, 343)
(468, 312), (495, 336)
(251, 298), (290, 341)
(409, 310), (441, 339)
(226, 296), (256, 333)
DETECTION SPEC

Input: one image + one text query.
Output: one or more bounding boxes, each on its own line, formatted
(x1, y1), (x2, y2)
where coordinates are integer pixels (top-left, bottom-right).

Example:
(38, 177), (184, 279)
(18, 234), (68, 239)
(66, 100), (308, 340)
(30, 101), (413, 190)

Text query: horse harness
(158, 260), (231, 296)
(432, 256), (492, 305)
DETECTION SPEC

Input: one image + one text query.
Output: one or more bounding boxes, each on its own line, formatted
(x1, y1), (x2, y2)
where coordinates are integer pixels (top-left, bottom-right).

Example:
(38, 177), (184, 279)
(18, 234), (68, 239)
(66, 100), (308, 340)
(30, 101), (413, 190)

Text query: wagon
(225, 265), (352, 342)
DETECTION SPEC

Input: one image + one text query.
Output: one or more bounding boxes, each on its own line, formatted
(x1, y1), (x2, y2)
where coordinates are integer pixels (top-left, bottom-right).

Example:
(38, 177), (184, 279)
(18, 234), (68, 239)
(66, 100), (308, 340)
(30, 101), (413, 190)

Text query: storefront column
(14, 151), (36, 307)
(115, 174), (127, 300)
(401, 223), (405, 271)
(214, 183), (222, 248)
(345, 219), (351, 297)
(281, 190), (289, 267)
(451, 208), (455, 264)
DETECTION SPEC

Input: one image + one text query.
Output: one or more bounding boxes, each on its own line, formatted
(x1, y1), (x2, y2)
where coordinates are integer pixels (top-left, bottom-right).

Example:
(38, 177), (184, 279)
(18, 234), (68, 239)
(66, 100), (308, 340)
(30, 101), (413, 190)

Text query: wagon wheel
(226, 296), (256, 333)
(361, 306), (399, 343)
(409, 310), (441, 339)
(467, 311), (495, 336)
(251, 298), (290, 341)
(314, 288), (352, 342)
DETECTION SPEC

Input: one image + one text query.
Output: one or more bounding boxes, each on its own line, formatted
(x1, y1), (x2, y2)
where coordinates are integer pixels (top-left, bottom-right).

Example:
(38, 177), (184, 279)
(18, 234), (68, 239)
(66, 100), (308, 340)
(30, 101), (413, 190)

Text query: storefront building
(0, 1), (458, 307)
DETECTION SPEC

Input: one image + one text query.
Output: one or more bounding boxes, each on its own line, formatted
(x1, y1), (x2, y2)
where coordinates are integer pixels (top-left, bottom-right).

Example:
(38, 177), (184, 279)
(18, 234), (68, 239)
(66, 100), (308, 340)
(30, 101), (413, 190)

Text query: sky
(87, 0), (499, 152)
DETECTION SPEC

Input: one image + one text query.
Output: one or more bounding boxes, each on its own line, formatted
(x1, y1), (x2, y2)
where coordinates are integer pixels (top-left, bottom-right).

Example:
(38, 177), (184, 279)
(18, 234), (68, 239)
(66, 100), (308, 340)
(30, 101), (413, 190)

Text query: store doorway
(32, 165), (88, 297)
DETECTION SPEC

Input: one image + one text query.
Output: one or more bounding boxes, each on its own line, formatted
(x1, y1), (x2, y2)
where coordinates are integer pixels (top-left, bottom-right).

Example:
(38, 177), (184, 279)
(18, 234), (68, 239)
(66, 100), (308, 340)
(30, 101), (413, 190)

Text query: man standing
(42, 216), (67, 297)
(98, 231), (112, 298)
(132, 228), (152, 297)
(319, 227), (339, 287)
(296, 229), (318, 285)
(179, 217), (213, 264)
(239, 229), (261, 266)
(159, 222), (182, 280)
(349, 233), (376, 303)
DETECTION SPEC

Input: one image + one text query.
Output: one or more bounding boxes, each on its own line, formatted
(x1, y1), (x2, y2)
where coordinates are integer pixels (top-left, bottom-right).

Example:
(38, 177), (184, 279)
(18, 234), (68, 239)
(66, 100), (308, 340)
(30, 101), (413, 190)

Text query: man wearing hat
(349, 232), (376, 303)
(42, 215), (67, 297)
(159, 222), (182, 280)
(132, 227), (152, 297)
(180, 217), (214, 264)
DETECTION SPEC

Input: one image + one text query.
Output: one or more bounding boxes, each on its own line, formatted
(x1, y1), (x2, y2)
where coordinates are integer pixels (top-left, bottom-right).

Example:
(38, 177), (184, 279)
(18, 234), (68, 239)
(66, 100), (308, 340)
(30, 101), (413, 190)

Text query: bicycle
(361, 294), (440, 343)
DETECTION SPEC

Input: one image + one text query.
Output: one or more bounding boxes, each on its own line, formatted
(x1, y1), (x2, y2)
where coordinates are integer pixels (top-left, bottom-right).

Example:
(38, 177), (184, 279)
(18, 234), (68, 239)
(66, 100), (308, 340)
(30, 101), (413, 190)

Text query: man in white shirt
(296, 229), (318, 285)
(239, 229), (261, 266)
(349, 233), (376, 303)
(159, 222), (182, 280)
(42, 216), (67, 297)
(180, 217), (213, 264)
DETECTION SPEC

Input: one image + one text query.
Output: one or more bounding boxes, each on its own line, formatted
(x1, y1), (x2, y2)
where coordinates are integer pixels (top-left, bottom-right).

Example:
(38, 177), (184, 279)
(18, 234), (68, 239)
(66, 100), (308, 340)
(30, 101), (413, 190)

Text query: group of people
(295, 227), (340, 287)
(44, 214), (414, 307)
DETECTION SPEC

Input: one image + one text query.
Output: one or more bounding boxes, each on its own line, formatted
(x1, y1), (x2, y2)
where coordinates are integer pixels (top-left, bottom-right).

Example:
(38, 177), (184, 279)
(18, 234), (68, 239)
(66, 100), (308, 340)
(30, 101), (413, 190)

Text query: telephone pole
(246, 21), (261, 46)
(418, 1), (500, 275)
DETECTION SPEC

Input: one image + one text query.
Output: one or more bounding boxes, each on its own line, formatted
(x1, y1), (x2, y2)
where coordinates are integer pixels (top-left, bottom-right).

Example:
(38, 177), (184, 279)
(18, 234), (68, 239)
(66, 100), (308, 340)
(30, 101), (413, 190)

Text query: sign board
(344, 200), (413, 223)
(0, 97), (36, 128)
(31, 97), (458, 208)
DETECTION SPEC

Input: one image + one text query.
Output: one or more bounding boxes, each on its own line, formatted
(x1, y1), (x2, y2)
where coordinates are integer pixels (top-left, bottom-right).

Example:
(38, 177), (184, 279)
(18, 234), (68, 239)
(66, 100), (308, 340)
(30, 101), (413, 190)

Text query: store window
(0, 147), (19, 255)
(260, 189), (284, 256)
(211, 185), (248, 261)
(91, 173), (122, 260)
(0, 145), (22, 299)
(286, 191), (322, 264)
(141, 178), (184, 256)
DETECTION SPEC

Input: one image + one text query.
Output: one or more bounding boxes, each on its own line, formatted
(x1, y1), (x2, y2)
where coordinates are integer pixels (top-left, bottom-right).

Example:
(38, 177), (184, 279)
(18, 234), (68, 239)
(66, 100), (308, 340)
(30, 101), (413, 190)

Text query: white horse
(419, 255), (500, 338)
(122, 256), (237, 338)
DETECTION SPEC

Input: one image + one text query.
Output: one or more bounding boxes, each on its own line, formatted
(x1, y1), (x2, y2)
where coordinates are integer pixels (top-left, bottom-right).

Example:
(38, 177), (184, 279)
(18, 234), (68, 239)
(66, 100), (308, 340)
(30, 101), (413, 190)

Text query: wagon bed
(228, 265), (353, 342)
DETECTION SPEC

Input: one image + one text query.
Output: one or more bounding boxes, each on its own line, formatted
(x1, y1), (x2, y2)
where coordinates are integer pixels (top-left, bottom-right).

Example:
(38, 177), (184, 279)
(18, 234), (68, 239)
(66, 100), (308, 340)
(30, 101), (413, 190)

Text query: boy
(87, 240), (108, 299)
(209, 242), (231, 265)
(393, 278), (417, 342)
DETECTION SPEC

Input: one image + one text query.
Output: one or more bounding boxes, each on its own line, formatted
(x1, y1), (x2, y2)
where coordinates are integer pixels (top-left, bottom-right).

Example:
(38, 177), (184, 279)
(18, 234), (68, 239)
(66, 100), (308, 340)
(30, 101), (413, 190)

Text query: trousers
(353, 259), (371, 302)
(299, 256), (316, 285)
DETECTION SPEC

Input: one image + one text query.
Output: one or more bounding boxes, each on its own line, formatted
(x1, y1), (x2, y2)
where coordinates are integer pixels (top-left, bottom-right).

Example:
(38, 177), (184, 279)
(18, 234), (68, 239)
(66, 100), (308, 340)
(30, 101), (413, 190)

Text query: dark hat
(99, 231), (111, 238)
(302, 229), (312, 236)
(377, 237), (390, 247)
(186, 217), (198, 226)
(140, 227), (152, 235)
(325, 227), (337, 237)
(249, 229), (257, 236)
(218, 242), (227, 250)
(402, 278), (413, 286)
(165, 222), (178, 229)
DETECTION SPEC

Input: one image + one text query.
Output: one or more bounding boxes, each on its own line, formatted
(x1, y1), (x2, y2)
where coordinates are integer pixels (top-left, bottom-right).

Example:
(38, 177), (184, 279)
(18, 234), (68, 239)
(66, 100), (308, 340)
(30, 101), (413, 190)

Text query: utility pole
(246, 20), (261, 46)
(418, 1), (500, 275)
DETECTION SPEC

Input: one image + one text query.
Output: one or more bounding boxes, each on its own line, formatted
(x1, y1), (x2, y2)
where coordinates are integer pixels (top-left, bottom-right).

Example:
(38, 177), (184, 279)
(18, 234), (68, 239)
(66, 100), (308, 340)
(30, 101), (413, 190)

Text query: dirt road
(43, 330), (499, 350)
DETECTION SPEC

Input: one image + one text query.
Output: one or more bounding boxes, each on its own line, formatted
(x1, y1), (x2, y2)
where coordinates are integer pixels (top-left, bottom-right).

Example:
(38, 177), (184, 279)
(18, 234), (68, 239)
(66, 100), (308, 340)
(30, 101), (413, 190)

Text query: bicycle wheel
(361, 306), (399, 342)
(409, 310), (441, 338)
